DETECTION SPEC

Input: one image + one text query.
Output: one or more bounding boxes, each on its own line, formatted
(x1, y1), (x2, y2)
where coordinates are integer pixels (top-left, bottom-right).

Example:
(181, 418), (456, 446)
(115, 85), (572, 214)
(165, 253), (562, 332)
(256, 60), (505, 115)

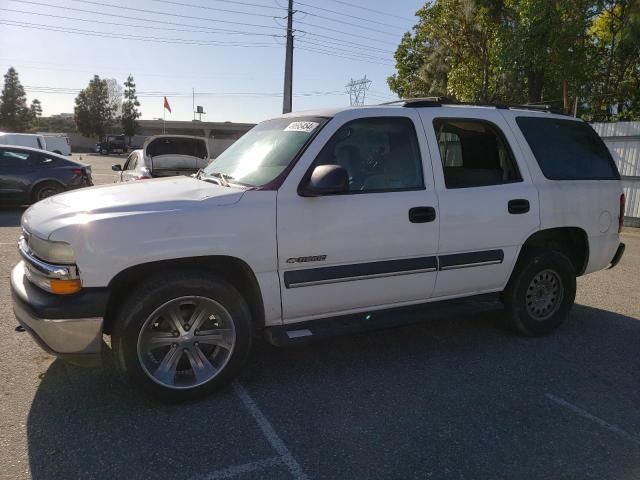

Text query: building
(68, 119), (255, 157)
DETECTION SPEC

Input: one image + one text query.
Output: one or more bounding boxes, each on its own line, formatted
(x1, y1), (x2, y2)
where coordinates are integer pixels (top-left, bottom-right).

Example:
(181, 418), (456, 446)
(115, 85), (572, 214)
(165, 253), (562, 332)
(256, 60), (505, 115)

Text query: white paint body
(43, 135), (71, 156)
(21, 106), (624, 327)
(0, 132), (47, 150)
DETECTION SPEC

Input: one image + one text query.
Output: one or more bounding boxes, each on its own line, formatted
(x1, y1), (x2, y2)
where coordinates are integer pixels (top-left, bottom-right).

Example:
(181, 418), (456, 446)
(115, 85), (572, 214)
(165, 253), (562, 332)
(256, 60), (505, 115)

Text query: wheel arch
(519, 227), (589, 275)
(103, 256), (265, 335)
(29, 178), (66, 200)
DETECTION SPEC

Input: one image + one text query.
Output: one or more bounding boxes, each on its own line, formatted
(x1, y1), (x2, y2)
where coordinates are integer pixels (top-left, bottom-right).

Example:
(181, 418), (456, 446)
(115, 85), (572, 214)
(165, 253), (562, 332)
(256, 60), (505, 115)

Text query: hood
(144, 135), (209, 159)
(22, 176), (244, 239)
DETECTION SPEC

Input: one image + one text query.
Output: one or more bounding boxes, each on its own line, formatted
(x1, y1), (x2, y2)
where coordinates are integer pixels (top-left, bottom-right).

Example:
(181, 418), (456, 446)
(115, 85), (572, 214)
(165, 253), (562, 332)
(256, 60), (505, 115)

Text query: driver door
(276, 110), (440, 323)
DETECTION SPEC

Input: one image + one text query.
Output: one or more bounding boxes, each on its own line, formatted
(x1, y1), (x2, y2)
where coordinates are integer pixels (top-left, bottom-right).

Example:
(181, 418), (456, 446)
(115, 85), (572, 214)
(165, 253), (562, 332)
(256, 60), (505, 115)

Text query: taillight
(619, 193), (625, 233)
(72, 168), (83, 176)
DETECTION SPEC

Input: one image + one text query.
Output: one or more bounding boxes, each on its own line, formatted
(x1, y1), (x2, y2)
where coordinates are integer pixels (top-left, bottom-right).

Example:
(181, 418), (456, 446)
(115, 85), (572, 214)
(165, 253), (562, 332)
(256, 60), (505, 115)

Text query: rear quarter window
(516, 117), (620, 180)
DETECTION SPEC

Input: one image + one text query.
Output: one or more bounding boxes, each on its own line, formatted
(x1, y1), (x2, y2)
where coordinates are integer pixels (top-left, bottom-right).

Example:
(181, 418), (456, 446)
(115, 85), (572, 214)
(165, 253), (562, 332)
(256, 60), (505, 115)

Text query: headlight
(28, 234), (76, 264)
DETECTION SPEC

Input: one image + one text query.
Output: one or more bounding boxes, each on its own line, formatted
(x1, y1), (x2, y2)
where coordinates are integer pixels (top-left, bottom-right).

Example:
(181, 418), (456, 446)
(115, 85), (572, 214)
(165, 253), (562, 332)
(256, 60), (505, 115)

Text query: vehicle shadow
(0, 207), (27, 227)
(26, 304), (640, 480)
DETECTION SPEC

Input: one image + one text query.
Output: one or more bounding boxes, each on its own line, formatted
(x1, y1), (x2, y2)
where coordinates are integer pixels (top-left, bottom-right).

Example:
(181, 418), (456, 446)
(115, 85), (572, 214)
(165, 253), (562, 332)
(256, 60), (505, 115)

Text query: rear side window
(433, 118), (521, 189)
(516, 117), (620, 180)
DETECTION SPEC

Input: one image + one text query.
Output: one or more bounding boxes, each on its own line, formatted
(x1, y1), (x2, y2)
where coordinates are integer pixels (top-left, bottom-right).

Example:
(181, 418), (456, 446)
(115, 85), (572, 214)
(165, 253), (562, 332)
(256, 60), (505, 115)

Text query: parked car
(0, 145), (92, 204)
(112, 135), (210, 182)
(0, 132), (47, 150)
(43, 134), (71, 156)
(11, 101), (625, 402)
(96, 134), (127, 155)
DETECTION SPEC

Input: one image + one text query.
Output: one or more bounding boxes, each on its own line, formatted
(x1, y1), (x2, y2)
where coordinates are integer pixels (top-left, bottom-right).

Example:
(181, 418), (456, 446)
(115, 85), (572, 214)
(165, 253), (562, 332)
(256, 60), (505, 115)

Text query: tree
(105, 78), (123, 119)
(74, 75), (117, 140)
(121, 75), (141, 145)
(0, 67), (32, 132)
(29, 99), (42, 129)
(388, 0), (640, 118)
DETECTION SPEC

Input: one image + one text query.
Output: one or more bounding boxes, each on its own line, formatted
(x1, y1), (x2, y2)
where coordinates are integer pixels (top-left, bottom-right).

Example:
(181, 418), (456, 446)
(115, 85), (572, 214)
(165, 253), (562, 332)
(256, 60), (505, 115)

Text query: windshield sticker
(285, 121), (319, 133)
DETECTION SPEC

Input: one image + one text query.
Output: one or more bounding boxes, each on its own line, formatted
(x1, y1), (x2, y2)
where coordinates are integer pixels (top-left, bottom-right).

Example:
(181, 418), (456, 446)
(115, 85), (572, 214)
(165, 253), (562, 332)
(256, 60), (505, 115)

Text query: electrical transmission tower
(346, 76), (372, 106)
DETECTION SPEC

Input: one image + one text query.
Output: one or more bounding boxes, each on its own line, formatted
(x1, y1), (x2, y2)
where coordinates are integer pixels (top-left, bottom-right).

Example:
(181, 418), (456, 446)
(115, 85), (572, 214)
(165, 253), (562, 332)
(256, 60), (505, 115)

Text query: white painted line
(189, 456), (282, 480)
(233, 381), (309, 480)
(546, 393), (640, 446)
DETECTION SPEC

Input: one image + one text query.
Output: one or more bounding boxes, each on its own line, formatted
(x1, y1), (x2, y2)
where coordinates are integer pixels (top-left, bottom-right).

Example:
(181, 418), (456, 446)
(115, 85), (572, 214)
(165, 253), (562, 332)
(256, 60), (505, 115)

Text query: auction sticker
(285, 121), (319, 133)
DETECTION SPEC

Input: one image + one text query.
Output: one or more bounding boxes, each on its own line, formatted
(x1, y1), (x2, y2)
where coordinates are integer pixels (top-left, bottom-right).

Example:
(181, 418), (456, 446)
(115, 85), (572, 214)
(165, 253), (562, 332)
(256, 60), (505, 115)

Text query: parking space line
(233, 381), (309, 480)
(546, 393), (640, 446)
(190, 456), (282, 480)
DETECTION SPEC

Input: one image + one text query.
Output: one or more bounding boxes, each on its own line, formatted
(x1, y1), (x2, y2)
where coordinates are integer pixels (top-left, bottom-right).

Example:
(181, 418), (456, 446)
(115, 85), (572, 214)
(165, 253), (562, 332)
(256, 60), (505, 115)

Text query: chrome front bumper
(11, 261), (105, 362)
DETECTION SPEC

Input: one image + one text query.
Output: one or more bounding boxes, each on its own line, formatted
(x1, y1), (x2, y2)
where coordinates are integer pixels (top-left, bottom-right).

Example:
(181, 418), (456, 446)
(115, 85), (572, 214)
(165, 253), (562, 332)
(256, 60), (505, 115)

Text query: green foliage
(74, 75), (117, 140)
(0, 67), (33, 132)
(121, 75), (141, 144)
(389, 0), (640, 119)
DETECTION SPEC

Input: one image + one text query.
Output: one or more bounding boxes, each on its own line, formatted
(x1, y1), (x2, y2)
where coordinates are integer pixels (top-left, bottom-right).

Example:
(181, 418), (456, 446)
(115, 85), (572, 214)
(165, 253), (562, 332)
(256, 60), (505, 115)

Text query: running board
(264, 293), (501, 347)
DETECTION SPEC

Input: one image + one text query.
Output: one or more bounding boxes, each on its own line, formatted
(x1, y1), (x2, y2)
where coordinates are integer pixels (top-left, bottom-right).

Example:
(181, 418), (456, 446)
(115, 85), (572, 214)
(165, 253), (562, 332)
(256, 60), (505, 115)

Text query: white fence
(592, 121), (640, 226)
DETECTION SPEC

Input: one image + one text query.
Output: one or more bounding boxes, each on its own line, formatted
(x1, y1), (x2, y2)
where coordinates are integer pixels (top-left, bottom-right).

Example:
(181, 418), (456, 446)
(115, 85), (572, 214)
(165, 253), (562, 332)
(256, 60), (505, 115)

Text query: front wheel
(502, 249), (576, 336)
(112, 271), (252, 402)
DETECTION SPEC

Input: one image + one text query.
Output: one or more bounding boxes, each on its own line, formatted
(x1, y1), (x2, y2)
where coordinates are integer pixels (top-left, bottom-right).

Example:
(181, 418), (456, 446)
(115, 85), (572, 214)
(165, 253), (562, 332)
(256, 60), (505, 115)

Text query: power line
(0, 8), (282, 38)
(297, 39), (390, 63)
(297, 30), (395, 53)
(154, 0), (285, 11)
(323, 0), (415, 22)
(294, 1), (406, 30)
(295, 9), (403, 36)
(297, 20), (399, 45)
(9, 0), (282, 33)
(297, 46), (394, 67)
(0, 20), (278, 46)
(147, 0), (280, 18)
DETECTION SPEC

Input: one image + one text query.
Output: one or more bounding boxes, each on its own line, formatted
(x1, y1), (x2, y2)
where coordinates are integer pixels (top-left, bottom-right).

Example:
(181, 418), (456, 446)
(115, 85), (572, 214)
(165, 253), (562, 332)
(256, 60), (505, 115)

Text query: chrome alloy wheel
(136, 296), (236, 389)
(526, 269), (564, 321)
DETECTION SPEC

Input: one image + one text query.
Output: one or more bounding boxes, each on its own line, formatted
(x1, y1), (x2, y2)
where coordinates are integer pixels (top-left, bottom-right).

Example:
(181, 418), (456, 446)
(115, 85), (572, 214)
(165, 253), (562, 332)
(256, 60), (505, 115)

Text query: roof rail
(379, 98), (569, 115)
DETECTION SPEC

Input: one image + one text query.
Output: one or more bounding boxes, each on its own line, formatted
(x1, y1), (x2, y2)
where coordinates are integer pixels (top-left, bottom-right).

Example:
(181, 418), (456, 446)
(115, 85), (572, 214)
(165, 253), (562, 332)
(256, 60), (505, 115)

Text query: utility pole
(282, 0), (294, 114)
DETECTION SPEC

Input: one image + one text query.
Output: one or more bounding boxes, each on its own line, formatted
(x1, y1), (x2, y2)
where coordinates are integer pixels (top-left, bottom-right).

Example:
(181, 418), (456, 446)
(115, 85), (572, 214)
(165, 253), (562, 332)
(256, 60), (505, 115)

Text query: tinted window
(516, 117), (620, 180)
(433, 119), (521, 188)
(314, 117), (424, 193)
(0, 149), (32, 165)
(123, 153), (136, 171)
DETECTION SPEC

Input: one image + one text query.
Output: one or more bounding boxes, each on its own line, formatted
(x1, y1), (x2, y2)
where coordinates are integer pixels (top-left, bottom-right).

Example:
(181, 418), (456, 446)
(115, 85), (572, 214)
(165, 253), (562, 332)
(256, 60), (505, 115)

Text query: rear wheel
(112, 271), (252, 402)
(502, 249), (576, 336)
(31, 182), (63, 202)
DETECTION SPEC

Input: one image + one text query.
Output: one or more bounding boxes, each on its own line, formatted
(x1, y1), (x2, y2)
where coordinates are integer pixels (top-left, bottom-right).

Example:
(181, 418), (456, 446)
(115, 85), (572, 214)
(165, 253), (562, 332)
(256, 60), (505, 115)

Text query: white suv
(11, 100), (626, 401)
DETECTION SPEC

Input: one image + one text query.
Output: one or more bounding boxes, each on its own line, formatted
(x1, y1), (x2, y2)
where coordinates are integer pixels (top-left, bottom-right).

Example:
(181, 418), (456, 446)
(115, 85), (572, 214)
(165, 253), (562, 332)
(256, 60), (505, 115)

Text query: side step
(264, 293), (501, 347)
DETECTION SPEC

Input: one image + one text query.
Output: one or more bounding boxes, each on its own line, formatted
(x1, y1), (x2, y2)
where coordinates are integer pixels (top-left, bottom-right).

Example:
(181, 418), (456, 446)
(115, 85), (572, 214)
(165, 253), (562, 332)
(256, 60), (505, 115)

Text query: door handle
(409, 206), (436, 223)
(508, 199), (530, 214)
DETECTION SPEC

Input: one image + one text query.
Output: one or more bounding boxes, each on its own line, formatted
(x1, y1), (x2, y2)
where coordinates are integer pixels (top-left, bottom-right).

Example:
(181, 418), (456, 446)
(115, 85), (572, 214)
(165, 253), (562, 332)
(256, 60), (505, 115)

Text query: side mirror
(111, 164), (122, 171)
(300, 164), (349, 197)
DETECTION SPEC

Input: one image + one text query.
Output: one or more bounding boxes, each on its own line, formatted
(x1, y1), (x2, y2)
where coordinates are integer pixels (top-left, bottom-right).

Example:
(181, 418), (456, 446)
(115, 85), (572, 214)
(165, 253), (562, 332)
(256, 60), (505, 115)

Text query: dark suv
(96, 135), (128, 155)
(0, 145), (92, 204)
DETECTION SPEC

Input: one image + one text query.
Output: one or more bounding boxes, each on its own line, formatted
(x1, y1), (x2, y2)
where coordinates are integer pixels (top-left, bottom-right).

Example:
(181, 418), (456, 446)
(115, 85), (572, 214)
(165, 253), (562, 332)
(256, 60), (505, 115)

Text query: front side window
(516, 117), (620, 180)
(204, 116), (328, 187)
(433, 119), (521, 189)
(313, 117), (424, 193)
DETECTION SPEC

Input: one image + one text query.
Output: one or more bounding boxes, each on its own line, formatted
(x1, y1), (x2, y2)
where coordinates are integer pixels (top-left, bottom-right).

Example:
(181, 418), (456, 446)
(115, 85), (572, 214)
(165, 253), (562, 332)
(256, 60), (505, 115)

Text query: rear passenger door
(0, 149), (37, 201)
(417, 109), (540, 298)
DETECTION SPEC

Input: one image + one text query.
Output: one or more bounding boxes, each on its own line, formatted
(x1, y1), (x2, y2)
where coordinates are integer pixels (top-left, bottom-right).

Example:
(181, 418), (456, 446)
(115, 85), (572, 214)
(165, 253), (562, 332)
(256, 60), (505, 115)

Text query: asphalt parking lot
(1, 155), (639, 479)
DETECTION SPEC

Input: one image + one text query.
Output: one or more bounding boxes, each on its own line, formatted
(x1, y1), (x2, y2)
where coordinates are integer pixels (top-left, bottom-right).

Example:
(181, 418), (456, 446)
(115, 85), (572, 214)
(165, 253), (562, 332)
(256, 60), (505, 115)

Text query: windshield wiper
(201, 171), (233, 187)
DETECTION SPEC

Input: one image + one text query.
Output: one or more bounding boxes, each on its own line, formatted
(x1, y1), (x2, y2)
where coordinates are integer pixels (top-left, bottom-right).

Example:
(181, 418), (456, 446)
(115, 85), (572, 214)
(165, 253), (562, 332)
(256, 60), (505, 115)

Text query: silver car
(112, 135), (210, 182)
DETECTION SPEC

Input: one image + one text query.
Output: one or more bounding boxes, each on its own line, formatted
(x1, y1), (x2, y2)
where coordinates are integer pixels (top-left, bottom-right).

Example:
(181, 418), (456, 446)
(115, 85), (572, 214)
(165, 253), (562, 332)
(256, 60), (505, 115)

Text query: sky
(0, 0), (424, 123)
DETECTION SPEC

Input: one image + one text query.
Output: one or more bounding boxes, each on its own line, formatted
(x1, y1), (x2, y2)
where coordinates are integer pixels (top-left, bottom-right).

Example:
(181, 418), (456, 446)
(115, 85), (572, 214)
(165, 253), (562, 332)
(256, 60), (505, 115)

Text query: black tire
(112, 270), (252, 402)
(502, 248), (576, 336)
(100, 148), (108, 155)
(31, 181), (64, 203)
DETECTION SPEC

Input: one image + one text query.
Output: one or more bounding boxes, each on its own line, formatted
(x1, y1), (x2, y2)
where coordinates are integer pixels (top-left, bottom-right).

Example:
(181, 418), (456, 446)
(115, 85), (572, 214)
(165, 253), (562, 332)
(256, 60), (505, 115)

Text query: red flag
(163, 96), (172, 113)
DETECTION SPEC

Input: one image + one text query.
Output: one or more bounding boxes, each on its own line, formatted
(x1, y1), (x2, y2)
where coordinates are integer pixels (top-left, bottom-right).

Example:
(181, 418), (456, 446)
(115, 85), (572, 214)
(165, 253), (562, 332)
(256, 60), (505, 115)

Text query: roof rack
(380, 98), (568, 115)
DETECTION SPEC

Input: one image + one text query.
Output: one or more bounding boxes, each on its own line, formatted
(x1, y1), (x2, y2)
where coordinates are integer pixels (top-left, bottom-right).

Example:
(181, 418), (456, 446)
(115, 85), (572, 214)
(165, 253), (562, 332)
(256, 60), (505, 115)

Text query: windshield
(203, 116), (328, 186)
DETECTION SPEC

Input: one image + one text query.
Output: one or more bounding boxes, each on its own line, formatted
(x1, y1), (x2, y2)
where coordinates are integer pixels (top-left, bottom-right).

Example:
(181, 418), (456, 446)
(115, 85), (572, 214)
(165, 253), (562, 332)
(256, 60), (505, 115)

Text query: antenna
(346, 76), (372, 106)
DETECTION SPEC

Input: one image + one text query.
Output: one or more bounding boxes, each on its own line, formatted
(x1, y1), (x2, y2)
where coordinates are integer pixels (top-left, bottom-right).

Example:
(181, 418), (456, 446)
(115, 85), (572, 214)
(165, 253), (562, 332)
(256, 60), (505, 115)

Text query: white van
(43, 134), (71, 156)
(0, 132), (47, 150)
